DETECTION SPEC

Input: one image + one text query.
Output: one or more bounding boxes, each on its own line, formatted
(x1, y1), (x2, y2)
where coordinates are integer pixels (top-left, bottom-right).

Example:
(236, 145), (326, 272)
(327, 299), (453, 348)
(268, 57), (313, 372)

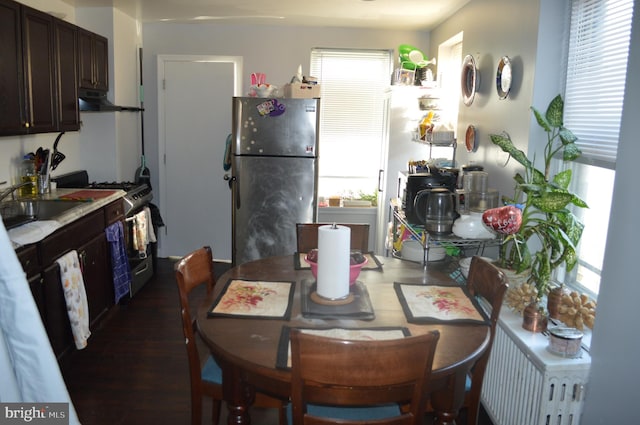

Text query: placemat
(293, 252), (383, 271)
(301, 279), (375, 320)
(276, 326), (410, 369)
(394, 282), (489, 325)
(207, 279), (295, 320)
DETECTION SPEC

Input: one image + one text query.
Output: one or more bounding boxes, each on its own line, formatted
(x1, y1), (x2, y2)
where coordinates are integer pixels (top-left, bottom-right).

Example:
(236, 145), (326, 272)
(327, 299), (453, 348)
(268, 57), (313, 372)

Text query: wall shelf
(389, 199), (501, 264)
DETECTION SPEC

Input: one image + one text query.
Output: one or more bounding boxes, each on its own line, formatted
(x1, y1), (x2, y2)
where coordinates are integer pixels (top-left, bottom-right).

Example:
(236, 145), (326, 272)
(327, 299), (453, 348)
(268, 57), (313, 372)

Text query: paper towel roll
(317, 224), (351, 299)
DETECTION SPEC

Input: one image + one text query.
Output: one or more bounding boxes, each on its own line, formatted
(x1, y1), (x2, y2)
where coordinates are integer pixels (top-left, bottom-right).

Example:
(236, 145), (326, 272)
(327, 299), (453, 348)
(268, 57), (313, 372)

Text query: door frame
(156, 55), (243, 258)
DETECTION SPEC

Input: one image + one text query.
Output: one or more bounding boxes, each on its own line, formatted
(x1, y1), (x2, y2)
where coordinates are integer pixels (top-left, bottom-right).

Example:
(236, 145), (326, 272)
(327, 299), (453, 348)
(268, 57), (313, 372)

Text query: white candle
(317, 224), (351, 299)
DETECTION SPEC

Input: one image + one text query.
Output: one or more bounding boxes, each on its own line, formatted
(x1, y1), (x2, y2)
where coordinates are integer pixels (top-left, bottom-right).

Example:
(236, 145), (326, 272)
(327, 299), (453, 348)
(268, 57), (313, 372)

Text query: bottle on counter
(20, 155), (37, 198)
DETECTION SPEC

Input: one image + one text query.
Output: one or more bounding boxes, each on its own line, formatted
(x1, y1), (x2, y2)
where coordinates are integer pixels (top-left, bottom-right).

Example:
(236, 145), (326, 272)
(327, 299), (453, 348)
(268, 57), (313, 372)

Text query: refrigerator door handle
(224, 174), (240, 208)
(378, 169), (384, 192)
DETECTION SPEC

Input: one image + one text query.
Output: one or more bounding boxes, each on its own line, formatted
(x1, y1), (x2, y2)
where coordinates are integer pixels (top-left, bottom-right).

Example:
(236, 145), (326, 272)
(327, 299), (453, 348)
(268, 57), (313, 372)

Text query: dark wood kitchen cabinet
(0, 0), (81, 136)
(20, 5), (58, 134)
(0, 0), (109, 136)
(78, 29), (108, 91)
(54, 19), (80, 131)
(0, 0), (29, 135)
(15, 198), (125, 359)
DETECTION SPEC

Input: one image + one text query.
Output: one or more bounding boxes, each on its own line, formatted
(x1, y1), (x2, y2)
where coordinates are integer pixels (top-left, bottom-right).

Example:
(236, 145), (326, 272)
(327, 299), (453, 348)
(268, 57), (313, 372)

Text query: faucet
(0, 181), (35, 202)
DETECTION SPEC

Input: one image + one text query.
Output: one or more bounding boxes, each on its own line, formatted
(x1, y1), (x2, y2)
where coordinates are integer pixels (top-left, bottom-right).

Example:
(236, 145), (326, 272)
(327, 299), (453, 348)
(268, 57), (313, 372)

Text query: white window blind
(564, 0), (633, 168)
(310, 48), (392, 198)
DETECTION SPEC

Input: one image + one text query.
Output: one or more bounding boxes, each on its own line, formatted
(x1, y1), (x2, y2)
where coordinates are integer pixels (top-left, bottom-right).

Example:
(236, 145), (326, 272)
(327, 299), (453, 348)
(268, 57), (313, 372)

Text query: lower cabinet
(78, 232), (112, 326)
(16, 198), (124, 359)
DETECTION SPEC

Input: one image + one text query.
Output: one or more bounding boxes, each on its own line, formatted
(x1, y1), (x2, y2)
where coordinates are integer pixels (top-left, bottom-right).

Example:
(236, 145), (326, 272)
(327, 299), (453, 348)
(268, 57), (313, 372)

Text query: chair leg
(211, 399), (221, 425)
(278, 402), (287, 425)
(191, 396), (203, 425)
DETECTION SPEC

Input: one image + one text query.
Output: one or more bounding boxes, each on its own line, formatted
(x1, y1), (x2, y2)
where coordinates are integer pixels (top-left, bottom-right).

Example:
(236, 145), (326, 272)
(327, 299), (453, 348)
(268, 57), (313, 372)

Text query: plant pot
(522, 303), (548, 333)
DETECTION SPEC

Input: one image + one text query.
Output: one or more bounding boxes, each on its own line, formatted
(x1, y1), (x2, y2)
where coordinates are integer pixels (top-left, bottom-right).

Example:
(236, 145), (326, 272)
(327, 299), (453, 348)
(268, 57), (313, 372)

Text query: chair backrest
(464, 256), (508, 419)
(290, 329), (440, 425)
(174, 247), (216, 394)
(296, 223), (370, 253)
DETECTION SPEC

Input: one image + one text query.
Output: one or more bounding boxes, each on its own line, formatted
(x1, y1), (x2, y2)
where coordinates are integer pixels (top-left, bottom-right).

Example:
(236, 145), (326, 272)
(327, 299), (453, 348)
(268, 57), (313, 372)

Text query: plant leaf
(562, 142), (582, 161)
(545, 94), (564, 128)
(532, 192), (573, 212)
(559, 127), (578, 145)
(571, 194), (588, 208)
(552, 169), (572, 190)
(490, 133), (531, 168)
(531, 106), (551, 132)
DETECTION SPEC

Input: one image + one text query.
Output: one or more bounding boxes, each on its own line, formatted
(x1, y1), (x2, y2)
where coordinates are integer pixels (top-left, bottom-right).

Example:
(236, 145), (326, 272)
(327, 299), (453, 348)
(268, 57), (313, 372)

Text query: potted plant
(487, 95), (588, 320)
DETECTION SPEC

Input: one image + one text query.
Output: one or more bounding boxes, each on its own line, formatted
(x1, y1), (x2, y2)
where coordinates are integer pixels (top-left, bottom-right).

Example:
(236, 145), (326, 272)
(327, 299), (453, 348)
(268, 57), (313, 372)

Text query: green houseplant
(489, 95), (588, 302)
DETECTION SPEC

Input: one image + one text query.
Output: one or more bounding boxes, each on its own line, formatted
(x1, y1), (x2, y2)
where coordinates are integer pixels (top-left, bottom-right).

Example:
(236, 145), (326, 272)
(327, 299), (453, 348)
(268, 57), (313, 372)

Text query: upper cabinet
(78, 29), (108, 92)
(54, 19), (80, 131)
(0, 0), (29, 135)
(0, 0), (103, 137)
(21, 5), (58, 134)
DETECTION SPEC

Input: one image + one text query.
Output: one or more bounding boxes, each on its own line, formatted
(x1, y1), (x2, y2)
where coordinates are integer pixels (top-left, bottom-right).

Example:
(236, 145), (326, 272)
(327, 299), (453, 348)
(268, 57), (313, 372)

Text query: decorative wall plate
(461, 54), (478, 106)
(496, 56), (512, 99)
(465, 125), (477, 152)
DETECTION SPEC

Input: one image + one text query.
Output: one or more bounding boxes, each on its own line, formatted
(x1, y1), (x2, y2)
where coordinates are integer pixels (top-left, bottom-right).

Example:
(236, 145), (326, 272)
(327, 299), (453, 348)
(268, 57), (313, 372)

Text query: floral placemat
(276, 326), (410, 369)
(207, 279), (295, 320)
(394, 283), (489, 325)
(301, 279), (375, 320)
(293, 252), (383, 271)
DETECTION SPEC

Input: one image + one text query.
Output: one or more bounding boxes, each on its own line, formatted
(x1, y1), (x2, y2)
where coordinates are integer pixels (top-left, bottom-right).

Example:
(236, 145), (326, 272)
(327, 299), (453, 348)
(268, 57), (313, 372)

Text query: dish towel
(56, 251), (90, 350)
(144, 206), (156, 243)
(105, 221), (132, 303)
(132, 210), (149, 258)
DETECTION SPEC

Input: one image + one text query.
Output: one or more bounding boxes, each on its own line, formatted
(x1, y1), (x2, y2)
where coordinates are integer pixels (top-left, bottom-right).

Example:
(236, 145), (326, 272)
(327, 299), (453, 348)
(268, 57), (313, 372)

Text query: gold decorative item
(505, 282), (538, 314)
(522, 303), (548, 333)
(557, 291), (596, 330)
(547, 284), (568, 320)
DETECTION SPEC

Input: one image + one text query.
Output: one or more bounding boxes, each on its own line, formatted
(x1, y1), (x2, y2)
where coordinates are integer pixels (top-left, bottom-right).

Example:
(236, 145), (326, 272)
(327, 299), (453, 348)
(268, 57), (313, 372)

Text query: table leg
(431, 370), (467, 425)
(222, 363), (253, 425)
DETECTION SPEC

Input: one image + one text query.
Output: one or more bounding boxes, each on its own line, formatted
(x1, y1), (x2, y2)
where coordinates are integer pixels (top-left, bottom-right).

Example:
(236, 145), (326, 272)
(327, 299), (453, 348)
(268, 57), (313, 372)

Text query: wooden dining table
(196, 254), (490, 425)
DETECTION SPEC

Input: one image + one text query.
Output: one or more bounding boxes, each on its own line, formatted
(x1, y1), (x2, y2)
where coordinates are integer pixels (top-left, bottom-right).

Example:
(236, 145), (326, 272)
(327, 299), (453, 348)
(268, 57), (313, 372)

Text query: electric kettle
(414, 188), (456, 235)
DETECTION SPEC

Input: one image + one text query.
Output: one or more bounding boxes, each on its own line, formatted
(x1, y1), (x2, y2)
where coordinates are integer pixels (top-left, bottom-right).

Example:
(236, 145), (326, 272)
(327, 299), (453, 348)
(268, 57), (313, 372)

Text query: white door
(157, 55), (242, 260)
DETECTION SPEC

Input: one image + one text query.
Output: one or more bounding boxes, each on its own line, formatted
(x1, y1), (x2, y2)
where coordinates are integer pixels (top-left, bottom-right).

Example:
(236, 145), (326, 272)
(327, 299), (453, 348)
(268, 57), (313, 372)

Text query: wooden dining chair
(461, 256), (509, 425)
(289, 329), (440, 425)
(295, 223), (370, 253)
(175, 246), (287, 425)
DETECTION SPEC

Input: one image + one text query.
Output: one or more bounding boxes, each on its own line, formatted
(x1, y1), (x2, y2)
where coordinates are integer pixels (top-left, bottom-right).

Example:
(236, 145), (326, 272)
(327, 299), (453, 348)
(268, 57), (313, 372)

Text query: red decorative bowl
(305, 250), (368, 286)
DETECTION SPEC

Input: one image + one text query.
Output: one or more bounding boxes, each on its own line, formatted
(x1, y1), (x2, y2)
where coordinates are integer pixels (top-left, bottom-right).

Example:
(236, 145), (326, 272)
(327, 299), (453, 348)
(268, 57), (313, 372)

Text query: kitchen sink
(1, 199), (87, 230)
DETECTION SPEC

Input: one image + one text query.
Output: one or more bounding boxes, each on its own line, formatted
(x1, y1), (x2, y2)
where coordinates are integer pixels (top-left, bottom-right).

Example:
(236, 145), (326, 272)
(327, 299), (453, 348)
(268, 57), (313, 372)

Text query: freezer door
(232, 97), (319, 157)
(232, 155), (318, 265)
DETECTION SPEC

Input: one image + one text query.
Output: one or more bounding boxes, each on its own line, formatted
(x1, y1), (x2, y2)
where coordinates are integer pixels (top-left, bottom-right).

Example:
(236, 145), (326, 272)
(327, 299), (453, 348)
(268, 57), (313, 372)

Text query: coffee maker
(403, 169), (457, 225)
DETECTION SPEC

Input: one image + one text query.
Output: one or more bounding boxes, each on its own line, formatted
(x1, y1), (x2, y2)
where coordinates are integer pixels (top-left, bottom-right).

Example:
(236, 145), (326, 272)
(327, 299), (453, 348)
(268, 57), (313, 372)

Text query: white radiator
(481, 309), (591, 425)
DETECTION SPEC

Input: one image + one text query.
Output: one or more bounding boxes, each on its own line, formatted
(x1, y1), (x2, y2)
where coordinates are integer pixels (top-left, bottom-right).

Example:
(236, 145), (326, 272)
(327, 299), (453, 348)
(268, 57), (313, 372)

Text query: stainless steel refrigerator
(230, 96), (320, 265)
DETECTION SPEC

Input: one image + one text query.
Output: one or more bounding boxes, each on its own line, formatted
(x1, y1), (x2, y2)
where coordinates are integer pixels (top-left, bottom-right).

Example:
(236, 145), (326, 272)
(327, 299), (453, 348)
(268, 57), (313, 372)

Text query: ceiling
(60, 0), (470, 31)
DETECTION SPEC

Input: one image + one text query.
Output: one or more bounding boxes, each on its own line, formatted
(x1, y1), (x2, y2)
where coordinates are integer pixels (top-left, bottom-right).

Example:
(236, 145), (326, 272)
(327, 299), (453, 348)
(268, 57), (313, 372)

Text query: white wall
(141, 23), (429, 209)
(431, 0), (640, 422)
(429, 0), (544, 202)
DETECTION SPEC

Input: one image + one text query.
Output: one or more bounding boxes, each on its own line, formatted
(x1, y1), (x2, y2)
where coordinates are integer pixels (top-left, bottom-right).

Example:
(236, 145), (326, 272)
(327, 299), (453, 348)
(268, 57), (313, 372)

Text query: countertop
(8, 188), (126, 248)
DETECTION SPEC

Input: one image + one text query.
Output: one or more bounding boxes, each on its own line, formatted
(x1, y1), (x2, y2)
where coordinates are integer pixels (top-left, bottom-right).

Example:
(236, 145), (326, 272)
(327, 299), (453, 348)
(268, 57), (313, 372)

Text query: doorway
(157, 55), (242, 260)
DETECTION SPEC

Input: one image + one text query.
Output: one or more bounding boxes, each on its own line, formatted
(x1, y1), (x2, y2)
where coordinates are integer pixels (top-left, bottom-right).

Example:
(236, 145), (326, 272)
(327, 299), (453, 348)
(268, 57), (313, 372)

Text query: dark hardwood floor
(60, 257), (494, 425)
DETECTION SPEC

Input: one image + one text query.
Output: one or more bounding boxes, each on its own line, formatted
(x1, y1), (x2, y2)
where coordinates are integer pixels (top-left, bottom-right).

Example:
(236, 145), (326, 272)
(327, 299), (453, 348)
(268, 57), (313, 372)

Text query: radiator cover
(481, 308), (591, 425)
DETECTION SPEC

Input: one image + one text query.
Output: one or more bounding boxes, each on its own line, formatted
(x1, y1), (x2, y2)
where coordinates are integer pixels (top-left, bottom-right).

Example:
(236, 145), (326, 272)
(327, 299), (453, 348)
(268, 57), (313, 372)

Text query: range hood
(78, 89), (143, 112)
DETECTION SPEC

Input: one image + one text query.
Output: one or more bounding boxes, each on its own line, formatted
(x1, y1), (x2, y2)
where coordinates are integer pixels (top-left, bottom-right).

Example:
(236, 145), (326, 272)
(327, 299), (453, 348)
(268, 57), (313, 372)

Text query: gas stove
(87, 181), (153, 215)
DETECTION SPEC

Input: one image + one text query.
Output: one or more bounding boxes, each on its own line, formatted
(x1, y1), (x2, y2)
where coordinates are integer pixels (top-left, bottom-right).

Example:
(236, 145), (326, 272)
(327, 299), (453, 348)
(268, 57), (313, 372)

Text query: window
(437, 32), (463, 135)
(310, 48), (393, 200)
(557, 0), (634, 296)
